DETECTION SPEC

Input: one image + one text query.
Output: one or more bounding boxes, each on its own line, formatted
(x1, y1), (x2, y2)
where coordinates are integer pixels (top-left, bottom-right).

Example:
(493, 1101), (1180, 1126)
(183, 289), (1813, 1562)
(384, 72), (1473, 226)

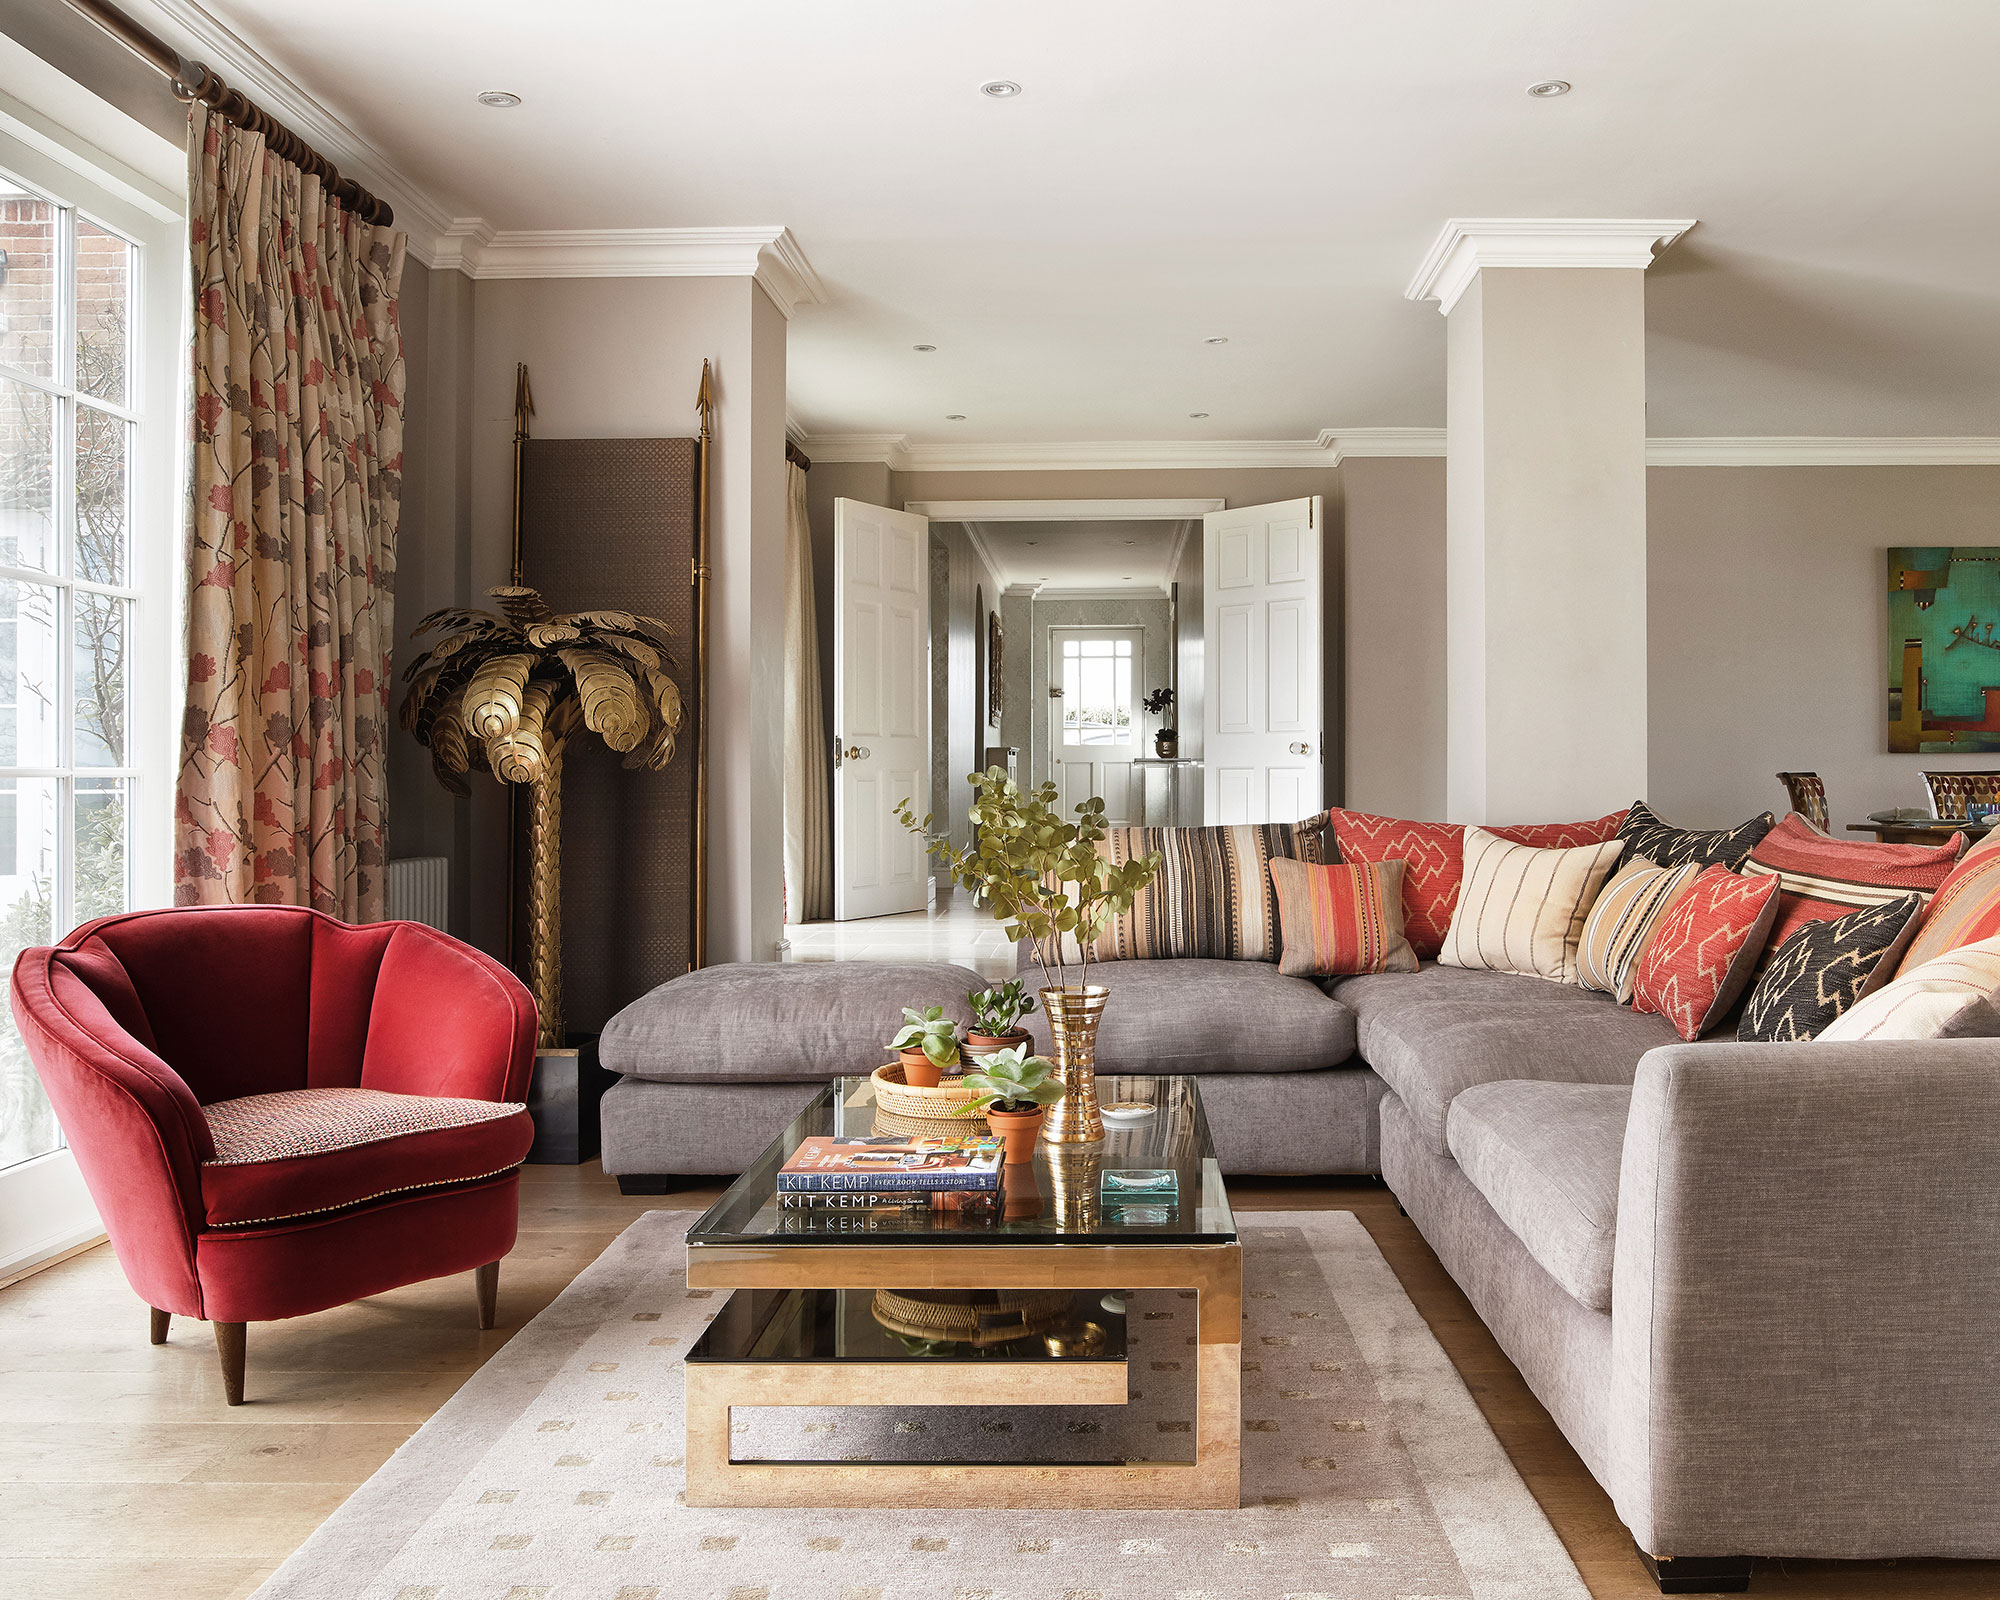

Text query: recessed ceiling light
(476, 90), (522, 108)
(1124, 540), (1135, 545)
(945, 413), (966, 421)
(913, 343), (936, 352)
(1025, 541), (1037, 546)
(1202, 336), (1228, 345)
(979, 80), (1024, 98)
(1189, 411), (1209, 419)
(1526, 79), (1571, 98)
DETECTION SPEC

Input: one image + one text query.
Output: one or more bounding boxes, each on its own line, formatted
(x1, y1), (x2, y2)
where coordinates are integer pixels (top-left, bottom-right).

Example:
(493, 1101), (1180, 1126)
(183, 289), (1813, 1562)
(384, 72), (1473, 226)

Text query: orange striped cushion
(1269, 857), (1418, 977)
(1896, 827), (2000, 974)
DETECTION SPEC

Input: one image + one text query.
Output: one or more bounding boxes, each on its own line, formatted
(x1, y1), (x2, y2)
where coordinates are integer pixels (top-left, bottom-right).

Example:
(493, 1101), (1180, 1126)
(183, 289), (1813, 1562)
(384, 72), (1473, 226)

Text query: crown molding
(1405, 218), (1697, 315)
(803, 429), (1445, 472)
(1645, 437), (2000, 466)
(959, 521), (1011, 589)
(1033, 586), (1172, 600)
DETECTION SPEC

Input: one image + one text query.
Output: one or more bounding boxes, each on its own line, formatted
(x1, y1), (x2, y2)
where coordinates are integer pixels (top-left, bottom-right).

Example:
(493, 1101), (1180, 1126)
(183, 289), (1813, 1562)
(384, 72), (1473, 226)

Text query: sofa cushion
(1736, 894), (1923, 1042)
(1816, 936), (2000, 1041)
(1446, 1080), (1630, 1313)
(1742, 812), (1963, 957)
(1437, 827), (1624, 984)
(1076, 820), (1324, 964)
(1269, 857), (1417, 977)
(1615, 799), (1775, 872)
(1022, 958), (1356, 1073)
(200, 1087), (532, 1227)
(1327, 963), (1681, 1152)
(602, 962), (987, 1084)
(1322, 807), (1626, 960)
(1898, 827), (2000, 974)
(1628, 865), (1781, 1042)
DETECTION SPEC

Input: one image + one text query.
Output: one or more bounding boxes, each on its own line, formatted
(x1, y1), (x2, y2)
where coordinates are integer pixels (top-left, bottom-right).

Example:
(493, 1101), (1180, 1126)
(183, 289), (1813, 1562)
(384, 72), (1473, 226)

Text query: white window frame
(0, 89), (182, 1279)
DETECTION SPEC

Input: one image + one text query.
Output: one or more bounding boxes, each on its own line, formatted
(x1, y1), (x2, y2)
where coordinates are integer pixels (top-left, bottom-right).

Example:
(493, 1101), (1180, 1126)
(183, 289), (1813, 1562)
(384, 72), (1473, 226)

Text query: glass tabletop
(686, 1074), (1236, 1247)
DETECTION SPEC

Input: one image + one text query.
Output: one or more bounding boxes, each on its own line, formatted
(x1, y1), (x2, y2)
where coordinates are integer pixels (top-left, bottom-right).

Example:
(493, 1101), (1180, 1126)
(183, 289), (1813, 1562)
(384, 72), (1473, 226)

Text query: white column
(1408, 219), (1692, 823)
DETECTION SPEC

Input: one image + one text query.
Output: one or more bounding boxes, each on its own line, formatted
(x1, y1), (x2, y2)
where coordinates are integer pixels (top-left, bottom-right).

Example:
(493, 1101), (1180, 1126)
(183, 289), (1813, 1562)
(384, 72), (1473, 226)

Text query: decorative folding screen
(517, 438), (699, 1030)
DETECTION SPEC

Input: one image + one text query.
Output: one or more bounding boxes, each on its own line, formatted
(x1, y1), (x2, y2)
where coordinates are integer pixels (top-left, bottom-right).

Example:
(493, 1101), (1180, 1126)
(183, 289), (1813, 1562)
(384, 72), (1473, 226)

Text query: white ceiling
(172, 0), (2000, 442)
(955, 520), (1187, 592)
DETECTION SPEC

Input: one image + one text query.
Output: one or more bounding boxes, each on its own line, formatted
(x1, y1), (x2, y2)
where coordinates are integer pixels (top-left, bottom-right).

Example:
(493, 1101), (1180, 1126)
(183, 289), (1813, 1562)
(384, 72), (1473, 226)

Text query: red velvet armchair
(10, 905), (537, 1404)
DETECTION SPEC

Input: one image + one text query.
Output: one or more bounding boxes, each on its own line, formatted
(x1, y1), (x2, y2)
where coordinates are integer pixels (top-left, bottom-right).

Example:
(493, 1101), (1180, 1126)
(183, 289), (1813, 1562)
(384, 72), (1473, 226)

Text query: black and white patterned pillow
(1736, 895), (1924, 1042)
(1616, 799), (1776, 872)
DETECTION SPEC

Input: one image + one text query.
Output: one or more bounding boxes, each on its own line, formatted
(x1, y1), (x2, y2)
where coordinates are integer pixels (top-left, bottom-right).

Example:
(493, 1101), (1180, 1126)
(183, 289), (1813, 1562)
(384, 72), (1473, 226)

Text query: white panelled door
(1047, 627), (1144, 825)
(833, 498), (931, 920)
(1203, 497), (1323, 824)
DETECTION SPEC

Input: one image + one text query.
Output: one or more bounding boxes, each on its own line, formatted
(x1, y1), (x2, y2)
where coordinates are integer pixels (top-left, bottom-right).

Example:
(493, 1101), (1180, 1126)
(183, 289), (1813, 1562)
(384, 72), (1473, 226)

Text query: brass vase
(1039, 984), (1109, 1144)
(1044, 1142), (1103, 1229)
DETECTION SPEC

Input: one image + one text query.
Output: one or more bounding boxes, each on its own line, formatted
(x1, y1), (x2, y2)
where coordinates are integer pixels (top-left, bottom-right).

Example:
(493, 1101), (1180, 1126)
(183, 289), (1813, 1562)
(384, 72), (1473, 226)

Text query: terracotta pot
(898, 1047), (944, 1089)
(965, 1029), (1031, 1061)
(984, 1103), (1047, 1163)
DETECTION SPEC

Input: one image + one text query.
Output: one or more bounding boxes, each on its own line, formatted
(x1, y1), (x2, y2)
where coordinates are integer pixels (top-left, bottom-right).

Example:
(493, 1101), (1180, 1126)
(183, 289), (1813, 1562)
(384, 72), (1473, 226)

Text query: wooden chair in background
(1776, 771), (1830, 833)
(1921, 771), (2000, 819)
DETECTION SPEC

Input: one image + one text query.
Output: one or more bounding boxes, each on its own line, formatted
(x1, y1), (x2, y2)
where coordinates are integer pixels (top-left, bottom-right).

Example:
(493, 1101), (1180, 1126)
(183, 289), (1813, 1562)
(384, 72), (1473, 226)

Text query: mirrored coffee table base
(681, 1076), (1241, 1509)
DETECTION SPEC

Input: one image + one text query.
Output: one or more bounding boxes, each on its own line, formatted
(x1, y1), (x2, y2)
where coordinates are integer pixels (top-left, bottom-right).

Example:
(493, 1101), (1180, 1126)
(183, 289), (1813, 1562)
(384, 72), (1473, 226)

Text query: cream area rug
(253, 1211), (1587, 1600)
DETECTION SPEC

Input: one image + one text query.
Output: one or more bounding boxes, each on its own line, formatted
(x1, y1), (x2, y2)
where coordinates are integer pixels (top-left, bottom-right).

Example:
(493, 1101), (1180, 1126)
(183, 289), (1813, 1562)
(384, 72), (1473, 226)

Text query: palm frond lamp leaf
(400, 585), (683, 1047)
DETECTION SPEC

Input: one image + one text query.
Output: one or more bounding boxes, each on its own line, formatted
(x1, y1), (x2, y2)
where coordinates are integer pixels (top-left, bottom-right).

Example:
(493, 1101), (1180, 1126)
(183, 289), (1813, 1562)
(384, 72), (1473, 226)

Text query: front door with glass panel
(1049, 628), (1143, 825)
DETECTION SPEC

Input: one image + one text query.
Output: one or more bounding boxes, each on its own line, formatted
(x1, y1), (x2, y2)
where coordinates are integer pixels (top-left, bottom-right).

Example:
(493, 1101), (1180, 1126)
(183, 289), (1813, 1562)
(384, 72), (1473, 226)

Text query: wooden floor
(0, 1167), (1989, 1599)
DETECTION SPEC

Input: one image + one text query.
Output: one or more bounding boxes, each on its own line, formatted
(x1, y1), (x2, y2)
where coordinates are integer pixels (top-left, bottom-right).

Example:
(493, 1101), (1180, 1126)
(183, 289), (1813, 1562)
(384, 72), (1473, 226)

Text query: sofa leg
(1638, 1551), (1753, 1593)
(474, 1260), (500, 1330)
(213, 1321), (246, 1406)
(149, 1307), (170, 1345)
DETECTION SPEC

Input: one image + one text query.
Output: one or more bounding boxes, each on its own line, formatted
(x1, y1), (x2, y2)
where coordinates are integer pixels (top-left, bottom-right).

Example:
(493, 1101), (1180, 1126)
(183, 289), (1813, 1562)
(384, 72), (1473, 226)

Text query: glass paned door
(1050, 628), (1144, 825)
(0, 174), (137, 1171)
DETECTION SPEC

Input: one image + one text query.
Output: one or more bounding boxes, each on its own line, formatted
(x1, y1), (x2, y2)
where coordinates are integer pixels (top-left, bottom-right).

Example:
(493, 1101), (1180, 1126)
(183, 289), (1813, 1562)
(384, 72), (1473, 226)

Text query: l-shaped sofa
(598, 949), (1999, 1593)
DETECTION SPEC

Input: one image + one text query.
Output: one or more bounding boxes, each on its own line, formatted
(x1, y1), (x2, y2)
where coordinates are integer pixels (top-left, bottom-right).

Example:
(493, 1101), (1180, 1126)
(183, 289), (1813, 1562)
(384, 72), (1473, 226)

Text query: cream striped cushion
(1814, 937), (2000, 1041)
(1439, 827), (1626, 984)
(1575, 857), (1700, 1000)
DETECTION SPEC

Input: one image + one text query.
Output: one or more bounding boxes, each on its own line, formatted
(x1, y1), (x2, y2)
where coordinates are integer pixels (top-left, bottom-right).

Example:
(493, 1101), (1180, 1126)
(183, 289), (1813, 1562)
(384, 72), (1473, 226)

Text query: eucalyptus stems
(895, 768), (1162, 993)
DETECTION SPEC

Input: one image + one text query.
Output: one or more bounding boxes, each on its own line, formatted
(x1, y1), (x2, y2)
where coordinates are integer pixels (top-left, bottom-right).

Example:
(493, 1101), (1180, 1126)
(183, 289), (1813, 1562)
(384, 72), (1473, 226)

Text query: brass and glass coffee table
(683, 1073), (1240, 1510)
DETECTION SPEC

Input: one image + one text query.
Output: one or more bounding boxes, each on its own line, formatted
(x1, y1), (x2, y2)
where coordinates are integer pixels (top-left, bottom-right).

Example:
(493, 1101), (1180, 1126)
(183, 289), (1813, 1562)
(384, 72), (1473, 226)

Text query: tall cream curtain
(784, 463), (832, 921)
(175, 107), (406, 919)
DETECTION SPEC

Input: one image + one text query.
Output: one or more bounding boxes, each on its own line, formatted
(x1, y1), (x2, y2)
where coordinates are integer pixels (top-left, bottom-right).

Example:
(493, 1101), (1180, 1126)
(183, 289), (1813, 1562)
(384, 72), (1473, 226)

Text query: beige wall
(1447, 268), (1650, 822)
(1649, 465), (2000, 829)
(462, 275), (787, 963)
(1339, 456), (2000, 831)
(1343, 456), (1447, 819)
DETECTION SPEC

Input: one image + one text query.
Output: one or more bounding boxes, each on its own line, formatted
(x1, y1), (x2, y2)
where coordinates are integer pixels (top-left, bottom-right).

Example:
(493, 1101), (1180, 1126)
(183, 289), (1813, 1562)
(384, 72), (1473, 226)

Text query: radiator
(386, 856), (450, 931)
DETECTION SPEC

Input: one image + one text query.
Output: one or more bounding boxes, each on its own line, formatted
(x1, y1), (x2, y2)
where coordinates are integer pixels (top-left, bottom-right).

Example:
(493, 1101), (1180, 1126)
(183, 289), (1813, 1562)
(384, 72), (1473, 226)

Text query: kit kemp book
(776, 1134), (1004, 1193)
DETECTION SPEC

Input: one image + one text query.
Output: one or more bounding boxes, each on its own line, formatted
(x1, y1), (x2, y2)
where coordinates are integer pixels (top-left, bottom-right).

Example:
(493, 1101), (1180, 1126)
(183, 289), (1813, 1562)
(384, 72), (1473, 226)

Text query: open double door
(827, 495), (1323, 922)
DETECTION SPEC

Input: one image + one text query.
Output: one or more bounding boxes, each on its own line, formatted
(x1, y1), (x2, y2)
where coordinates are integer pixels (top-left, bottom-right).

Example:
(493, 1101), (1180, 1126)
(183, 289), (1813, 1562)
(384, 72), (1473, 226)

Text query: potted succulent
(1143, 687), (1177, 759)
(954, 1045), (1066, 1162)
(965, 979), (1038, 1061)
(887, 1004), (961, 1089)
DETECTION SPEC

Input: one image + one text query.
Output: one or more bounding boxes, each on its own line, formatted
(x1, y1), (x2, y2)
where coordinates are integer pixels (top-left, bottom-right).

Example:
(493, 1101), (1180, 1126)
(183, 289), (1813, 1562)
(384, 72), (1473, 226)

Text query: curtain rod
(61, 0), (395, 226)
(785, 440), (811, 472)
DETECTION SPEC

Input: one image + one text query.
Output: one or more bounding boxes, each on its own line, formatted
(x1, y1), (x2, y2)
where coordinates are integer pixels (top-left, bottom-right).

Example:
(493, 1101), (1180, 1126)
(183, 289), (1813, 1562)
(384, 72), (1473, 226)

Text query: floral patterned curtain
(175, 108), (406, 919)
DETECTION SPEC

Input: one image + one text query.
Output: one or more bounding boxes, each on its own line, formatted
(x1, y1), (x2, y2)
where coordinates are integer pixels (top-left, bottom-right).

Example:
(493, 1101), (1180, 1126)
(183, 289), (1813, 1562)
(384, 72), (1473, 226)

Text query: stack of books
(775, 1134), (1004, 1214)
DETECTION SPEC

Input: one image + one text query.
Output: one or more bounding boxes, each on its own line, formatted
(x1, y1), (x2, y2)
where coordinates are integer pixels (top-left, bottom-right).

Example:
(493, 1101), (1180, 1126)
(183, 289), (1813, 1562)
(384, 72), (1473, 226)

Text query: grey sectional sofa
(597, 954), (2000, 1591)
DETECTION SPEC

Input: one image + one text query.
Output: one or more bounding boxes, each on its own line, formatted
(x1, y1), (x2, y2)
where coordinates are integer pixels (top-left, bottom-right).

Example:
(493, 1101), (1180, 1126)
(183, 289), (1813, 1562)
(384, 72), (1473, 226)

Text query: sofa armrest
(1607, 1040), (2000, 1561)
(360, 923), (537, 1103)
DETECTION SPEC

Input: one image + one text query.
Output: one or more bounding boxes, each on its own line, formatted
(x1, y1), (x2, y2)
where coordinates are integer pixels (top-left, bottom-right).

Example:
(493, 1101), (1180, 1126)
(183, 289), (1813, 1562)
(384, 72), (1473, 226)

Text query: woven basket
(871, 1287), (1075, 1347)
(871, 1062), (982, 1123)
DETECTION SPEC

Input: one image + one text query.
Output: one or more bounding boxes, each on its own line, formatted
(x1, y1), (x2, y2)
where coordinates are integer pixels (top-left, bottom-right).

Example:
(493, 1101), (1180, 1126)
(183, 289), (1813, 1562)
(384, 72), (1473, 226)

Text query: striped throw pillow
(1575, 857), (1700, 1001)
(1269, 857), (1418, 978)
(1078, 819), (1324, 963)
(1896, 827), (2000, 975)
(1741, 812), (1964, 957)
(1438, 827), (1627, 984)
(1817, 936), (2000, 1041)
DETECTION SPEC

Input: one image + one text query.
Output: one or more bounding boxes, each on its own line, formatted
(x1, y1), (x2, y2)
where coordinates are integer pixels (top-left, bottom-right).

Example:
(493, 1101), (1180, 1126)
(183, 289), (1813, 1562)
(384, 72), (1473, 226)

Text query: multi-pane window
(1061, 636), (1136, 746)
(0, 173), (136, 1170)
